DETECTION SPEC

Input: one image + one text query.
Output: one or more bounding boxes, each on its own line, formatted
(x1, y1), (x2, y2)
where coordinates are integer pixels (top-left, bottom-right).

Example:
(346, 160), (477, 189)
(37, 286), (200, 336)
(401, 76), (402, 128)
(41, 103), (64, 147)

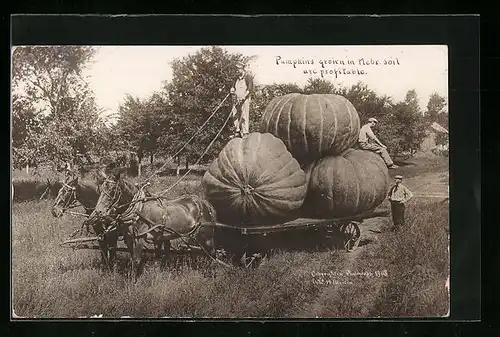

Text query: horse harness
(96, 181), (229, 267)
(56, 182), (95, 215)
(135, 195), (214, 244)
(121, 189), (216, 254)
(101, 178), (124, 214)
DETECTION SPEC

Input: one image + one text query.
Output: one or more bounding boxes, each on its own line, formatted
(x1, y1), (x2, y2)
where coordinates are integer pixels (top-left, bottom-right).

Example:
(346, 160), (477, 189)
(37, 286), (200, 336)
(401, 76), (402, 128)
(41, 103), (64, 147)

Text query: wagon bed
(213, 209), (390, 265)
(60, 209), (390, 268)
(215, 210), (389, 235)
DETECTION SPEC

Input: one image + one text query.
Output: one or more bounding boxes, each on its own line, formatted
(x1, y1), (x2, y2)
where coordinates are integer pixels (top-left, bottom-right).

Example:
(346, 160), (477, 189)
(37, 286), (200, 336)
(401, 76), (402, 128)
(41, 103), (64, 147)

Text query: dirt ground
(404, 170), (449, 197)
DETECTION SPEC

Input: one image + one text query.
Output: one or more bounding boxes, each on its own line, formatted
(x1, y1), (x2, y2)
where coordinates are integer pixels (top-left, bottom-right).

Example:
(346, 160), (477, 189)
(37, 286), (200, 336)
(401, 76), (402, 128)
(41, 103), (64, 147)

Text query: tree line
(11, 46), (448, 176)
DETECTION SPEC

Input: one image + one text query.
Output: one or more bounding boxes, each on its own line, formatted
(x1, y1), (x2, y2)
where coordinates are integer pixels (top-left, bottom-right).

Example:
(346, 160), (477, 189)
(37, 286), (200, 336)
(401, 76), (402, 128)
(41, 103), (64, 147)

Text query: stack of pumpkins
(202, 93), (390, 226)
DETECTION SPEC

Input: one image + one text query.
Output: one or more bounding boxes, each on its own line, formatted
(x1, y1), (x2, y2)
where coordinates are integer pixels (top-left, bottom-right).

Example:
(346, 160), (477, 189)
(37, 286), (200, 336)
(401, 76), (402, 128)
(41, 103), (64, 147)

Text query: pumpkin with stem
(202, 132), (307, 226)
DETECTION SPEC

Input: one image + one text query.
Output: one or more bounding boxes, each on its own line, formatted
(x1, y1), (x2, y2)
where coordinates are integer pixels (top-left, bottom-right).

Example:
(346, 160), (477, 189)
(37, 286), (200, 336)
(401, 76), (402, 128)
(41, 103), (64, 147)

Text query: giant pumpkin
(202, 132), (307, 226)
(259, 93), (360, 162)
(302, 149), (390, 218)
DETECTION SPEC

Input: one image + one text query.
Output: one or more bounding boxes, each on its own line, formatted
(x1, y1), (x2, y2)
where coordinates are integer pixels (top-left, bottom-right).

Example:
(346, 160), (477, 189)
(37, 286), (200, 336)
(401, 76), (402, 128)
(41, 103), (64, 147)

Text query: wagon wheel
(340, 221), (361, 252)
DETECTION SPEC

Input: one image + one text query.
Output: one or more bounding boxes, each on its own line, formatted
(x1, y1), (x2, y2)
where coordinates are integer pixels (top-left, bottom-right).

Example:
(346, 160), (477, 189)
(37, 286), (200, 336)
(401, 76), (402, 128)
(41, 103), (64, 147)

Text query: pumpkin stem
(240, 184), (254, 196)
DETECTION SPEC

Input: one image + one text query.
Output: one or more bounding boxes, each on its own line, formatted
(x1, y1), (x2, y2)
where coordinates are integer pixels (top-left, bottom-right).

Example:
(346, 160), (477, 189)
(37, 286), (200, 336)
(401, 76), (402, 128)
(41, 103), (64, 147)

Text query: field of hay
(11, 156), (449, 318)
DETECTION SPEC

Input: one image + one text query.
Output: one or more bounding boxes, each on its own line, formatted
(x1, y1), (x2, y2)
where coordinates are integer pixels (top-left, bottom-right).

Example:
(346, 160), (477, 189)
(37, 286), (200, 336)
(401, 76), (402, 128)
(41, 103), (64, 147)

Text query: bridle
(53, 182), (80, 214)
(99, 178), (124, 215)
(83, 178), (124, 236)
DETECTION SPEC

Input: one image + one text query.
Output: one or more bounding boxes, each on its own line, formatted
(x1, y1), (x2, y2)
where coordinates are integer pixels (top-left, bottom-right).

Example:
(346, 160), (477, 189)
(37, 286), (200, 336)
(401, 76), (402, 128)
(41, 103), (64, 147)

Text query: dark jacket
(244, 73), (254, 93)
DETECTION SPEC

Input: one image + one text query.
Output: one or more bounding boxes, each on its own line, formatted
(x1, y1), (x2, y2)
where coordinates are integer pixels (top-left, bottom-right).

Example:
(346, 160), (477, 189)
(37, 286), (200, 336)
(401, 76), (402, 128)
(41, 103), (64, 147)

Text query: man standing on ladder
(230, 62), (254, 138)
(358, 117), (399, 169)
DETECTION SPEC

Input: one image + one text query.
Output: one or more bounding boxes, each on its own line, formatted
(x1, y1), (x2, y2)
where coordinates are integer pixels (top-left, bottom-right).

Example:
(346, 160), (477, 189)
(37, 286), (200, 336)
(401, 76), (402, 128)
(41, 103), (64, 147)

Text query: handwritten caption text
(275, 56), (401, 79)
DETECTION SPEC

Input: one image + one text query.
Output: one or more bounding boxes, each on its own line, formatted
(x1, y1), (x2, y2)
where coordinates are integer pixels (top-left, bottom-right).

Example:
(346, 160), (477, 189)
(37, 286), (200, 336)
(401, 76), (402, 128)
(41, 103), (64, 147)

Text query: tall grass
(300, 201), (449, 318)
(369, 201), (449, 317)
(12, 198), (449, 318)
(12, 155), (449, 318)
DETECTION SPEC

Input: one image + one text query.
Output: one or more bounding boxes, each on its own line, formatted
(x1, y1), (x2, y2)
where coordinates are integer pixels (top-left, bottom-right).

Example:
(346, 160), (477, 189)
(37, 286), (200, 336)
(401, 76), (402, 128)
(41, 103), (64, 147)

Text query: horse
(121, 184), (218, 276)
(86, 167), (217, 277)
(51, 176), (100, 218)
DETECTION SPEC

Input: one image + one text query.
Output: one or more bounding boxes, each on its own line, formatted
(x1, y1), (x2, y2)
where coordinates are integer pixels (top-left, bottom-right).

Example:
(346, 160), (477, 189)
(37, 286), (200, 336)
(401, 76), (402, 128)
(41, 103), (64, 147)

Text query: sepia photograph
(11, 44), (450, 319)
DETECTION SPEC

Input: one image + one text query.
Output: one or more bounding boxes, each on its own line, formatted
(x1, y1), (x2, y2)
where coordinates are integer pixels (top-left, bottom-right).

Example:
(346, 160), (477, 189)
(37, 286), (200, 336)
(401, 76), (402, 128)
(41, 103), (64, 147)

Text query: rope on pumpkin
(157, 106), (233, 197)
(141, 92), (231, 185)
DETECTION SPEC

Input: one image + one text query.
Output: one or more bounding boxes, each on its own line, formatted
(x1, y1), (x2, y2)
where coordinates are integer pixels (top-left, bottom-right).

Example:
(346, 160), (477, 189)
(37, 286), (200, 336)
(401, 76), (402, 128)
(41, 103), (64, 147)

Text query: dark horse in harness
(85, 167), (218, 277)
(51, 176), (100, 219)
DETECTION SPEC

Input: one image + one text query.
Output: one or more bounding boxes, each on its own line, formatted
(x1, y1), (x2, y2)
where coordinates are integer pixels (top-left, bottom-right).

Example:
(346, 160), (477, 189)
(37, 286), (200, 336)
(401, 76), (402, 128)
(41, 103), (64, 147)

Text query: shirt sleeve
(367, 127), (376, 140)
(403, 185), (413, 200)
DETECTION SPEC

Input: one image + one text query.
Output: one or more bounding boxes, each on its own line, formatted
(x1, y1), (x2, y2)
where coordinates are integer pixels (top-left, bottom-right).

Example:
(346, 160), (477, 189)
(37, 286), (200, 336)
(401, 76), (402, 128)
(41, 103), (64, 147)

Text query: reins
(87, 93), (235, 269)
(102, 179), (124, 212)
(107, 104), (233, 214)
(54, 183), (80, 212)
(108, 92), (233, 213)
(54, 181), (98, 218)
(140, 92), (231, 186)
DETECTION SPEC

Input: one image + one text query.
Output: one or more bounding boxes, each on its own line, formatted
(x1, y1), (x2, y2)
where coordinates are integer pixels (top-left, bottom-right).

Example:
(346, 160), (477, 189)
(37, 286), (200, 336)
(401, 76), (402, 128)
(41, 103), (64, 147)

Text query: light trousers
(231, 99), (250, 135)
(358, 142), (394, 166)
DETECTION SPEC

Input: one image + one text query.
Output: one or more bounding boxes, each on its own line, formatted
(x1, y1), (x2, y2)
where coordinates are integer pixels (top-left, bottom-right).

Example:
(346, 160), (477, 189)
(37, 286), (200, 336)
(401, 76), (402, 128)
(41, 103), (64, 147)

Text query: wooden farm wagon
(60, 209), (389, 268)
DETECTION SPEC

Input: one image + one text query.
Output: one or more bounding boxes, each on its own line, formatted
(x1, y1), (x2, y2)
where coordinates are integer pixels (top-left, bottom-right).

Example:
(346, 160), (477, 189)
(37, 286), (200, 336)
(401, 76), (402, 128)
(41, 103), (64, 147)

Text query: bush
(12, 179), (63, 202)
(435, 132), (449, 147)
(431, 147), (449, 157)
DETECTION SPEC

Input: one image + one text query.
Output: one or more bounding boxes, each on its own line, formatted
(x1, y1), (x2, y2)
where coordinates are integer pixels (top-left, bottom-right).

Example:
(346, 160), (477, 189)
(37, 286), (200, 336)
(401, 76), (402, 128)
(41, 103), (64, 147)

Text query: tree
(331, 82), (400, 154)
(164, 46), (256, 165)
(332, 83), (426, 158)
(39, 86), (108, 166)
(435, 132), (449, 147)
(116, 92), (173, 169)
(11, 46), (105, 171)
(12, 46), (96, 118)
(425, 92), (447, 122)
(338, 82), (394, 123)
(404, 89), (421, 114)
(386, 90), (427, 157)
(303, 78), (337, 94)
(11, 94), (45, 171)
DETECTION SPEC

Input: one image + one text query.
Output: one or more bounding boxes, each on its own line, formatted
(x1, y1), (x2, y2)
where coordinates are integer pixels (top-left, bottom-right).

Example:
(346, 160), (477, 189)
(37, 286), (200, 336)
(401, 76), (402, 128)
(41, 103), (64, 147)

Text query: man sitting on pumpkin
(358, 117), (399, 169)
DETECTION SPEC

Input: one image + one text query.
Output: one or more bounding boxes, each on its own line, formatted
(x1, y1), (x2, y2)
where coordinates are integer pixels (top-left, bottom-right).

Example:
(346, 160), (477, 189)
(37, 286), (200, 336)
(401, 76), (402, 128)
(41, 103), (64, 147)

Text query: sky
(84, 45), (448, 117)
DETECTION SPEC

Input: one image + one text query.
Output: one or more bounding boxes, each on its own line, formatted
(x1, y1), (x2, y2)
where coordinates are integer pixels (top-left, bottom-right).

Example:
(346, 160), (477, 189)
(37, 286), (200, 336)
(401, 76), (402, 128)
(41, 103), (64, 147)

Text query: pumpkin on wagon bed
(302, 148), (390, 219)
(260, 93), (360, 163)
(202, 132), (307, 226)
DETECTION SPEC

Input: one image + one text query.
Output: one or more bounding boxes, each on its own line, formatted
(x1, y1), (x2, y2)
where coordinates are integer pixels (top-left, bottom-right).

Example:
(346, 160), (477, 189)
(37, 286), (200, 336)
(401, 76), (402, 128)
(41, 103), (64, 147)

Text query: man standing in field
(358, 118), (399, 169)
(388, 175), (414, 231)
(230, 62), (254, 138)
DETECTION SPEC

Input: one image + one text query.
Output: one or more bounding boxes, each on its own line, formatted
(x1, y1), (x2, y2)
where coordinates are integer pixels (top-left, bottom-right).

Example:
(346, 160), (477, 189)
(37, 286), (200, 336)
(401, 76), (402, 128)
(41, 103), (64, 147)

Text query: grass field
(11, 154), (449, 318)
